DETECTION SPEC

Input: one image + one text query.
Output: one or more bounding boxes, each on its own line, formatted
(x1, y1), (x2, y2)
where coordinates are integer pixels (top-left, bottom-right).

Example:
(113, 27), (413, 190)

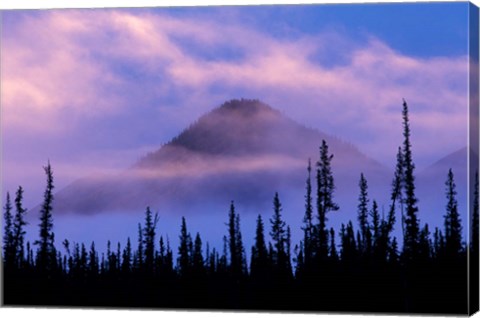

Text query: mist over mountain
(52, 99), (391, 218)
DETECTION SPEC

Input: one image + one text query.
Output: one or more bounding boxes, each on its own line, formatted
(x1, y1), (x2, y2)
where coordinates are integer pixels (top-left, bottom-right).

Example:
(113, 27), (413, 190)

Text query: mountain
(416, 147), (471, 237)
(53, 99), (391, 217)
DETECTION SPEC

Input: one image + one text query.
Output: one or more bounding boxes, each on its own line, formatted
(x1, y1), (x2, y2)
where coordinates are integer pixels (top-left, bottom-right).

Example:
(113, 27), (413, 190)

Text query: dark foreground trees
(2, 101), (473, 314)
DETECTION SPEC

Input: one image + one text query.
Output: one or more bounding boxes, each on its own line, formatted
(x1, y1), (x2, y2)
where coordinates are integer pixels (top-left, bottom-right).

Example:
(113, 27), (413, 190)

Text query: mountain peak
(54, 98), (389, 215)
(214, 98), (278, 118)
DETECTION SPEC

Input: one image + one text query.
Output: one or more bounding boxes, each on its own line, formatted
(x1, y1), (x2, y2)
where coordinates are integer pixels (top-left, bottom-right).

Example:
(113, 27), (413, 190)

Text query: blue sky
(163, 2), (469, 57)
(1, 2), (474, 250)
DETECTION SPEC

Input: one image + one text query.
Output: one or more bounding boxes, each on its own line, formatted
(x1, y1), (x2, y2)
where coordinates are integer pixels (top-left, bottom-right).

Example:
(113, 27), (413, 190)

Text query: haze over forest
(1, 3), (473, 255)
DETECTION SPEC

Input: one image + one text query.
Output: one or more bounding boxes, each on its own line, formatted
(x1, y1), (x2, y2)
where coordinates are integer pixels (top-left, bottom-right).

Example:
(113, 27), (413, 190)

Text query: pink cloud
(1, 8), (468, 187)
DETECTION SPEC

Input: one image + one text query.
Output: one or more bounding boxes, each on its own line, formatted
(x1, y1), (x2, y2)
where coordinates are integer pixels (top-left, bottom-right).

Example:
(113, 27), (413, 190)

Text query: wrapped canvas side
(469, 2), (480, 316)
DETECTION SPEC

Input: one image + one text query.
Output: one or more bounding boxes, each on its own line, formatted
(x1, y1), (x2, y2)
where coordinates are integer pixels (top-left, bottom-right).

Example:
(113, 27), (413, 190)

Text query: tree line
(2, 100), (478, 314)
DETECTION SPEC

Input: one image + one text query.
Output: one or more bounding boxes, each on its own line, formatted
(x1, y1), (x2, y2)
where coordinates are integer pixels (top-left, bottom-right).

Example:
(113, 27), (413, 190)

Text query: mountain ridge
(52, 99), (398, 216)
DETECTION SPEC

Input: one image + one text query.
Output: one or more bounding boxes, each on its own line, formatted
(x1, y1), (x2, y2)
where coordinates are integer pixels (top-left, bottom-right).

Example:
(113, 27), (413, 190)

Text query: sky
(1, 2), (471, 208)
(0, 2), (474, 253)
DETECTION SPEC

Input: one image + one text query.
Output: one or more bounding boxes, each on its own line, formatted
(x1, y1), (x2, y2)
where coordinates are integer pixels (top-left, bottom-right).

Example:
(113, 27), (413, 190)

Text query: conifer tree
(178, 217), (192, 277)
(329, 228), (338, 261)
(401, 100), (420, 260)
(162, 237), (174, 276)
(433, 227), (445, 259)
(218, 235), (228, 274)
(26, 241), (33, 268)
(316, 140), (339, 259)
(251, 214), (269, 279)
(192, 232), (205, 276)
(389, 237), (399, 264)
(106, 240), (113, 273)
(80, 243), (88, 277)
(303, 159), (315, 263)
(418, 224), (432, 260)
(340, 222), (357, 263)
(227, 201), (244, 278)
(122, 238), (132, 274)
(143, 207), (159, 274)
(294, 242), (304, 276)
(35, 161), (56, 273)
(137, 223), (144, 271)
(444, 169), (462, 257)
(357, 173), (370, 254)
(235, 214), (247, 275)
(391, 147), (404, 235)
(270, 192), (288, 269)
(2, 192), (13, 267)
(371, 200), (380, 258)
(89, 241), (99, 277)
(12, 186), (28, 267)
(286, 225), (292, 268)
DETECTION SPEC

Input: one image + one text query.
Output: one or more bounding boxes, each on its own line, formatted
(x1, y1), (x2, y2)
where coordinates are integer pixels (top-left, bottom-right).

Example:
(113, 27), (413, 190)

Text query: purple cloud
(2, 8), (468, 208)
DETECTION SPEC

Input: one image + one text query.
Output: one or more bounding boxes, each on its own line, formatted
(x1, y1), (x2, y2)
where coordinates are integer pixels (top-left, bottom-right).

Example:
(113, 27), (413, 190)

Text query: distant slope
(416, 147), (469, 236)
(53, 99), (391, 216)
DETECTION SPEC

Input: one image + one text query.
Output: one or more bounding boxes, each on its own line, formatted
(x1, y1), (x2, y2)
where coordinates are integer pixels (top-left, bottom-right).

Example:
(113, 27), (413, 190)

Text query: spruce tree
(143, 206), (159, 274)
(270, 192), (287, 269)
(329, 228), (338, 261)
(178, 217), (192, 277)
(122, 237), (132, 274)
(433, 227), (445, 259)
(2, 192), (13, 267)
(227, 201), (244, 278)
(235, 214), (247, 275)
(357, 173), (370, 254)
(401, 100), (420, 260)
(444, 169), (462, 257)
(391, 147), (404, 235)
(303, 159), (315, 264)
(371, 200), (380, 258)
(251, 214), (269, 278)
(136, 223), (144, 271)
(89, 241), (99, 277)
(192, 232), (205, 276)
(35, 161), (56, 273)
(12, 186), (28, 267)
(316, 139), (339, 259)
(418, 224), (432, 260)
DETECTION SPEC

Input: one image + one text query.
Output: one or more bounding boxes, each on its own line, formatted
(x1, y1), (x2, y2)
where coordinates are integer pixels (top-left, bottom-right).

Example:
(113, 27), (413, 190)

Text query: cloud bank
(1, 8), (468, 207)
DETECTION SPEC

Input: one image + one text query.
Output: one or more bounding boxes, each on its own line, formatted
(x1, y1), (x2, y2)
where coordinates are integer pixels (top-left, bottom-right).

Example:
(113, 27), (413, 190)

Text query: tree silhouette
(88, 241), (99, 277)
(12, 186), (28, 268)
(329, 228), (338, 261)
(340, 221), (357, 263)
(370, 200), (381, 260)
(3, 192), (14, 268)
(316, 139), (339, 259)
(302, 158), (315, 265)
(35, 161), (56, 273)
(192, 232), (205, 277)
(401, 100), (420, 261)
(251, 214), (269, 279)
(143, 207), (159, 274)
(444, 169), (462, 257)
(178, 216), (192, 278)
(357, 173), (371, 255)
(270, 192), (290, 276)
(227, 201), (245, 279)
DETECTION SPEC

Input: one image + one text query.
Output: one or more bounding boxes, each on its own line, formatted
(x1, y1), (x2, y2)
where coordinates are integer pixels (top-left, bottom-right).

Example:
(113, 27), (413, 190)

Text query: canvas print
(1, 1), (479, 315)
